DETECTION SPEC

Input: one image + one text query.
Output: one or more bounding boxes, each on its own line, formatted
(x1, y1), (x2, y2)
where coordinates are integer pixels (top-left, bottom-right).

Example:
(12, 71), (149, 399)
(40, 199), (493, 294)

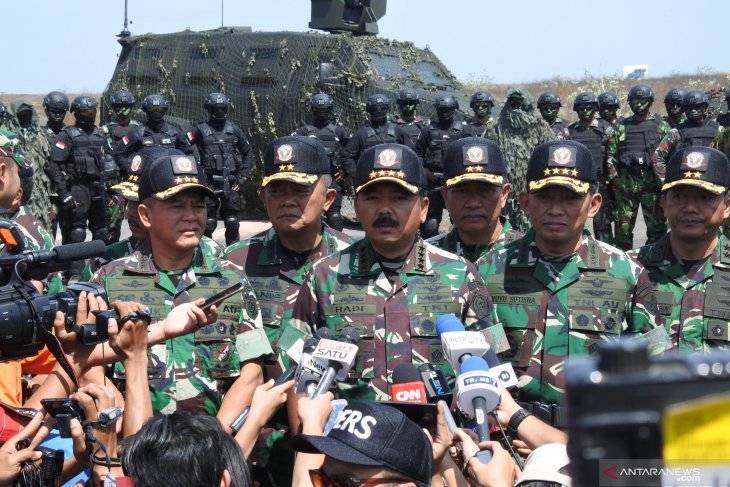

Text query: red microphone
(390, 363), (427, 404)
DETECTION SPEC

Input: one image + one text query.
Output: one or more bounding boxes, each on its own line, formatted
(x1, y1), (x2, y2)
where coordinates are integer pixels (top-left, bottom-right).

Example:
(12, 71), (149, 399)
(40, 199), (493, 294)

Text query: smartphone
(199, 282), (243, 311)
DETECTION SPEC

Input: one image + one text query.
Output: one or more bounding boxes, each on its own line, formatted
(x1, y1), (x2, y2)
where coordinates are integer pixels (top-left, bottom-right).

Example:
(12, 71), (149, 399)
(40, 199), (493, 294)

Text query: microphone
(390, 363), (427, 404)
(293, 328), (336, 394)
(418, 363), (453, 404)
(309, 326), (361, 398)
(482, 346), (519, 389)
(436, 314), (490, 374)
(456, 356), (501, 464)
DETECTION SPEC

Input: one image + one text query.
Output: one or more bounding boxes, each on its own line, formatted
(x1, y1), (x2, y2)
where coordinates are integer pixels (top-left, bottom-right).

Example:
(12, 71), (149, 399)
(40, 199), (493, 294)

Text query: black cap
(527, 140), (597, 195)
(354, 143), (424, 194)
(261, 136), (330, 188)
(662, 147), (730, 195)
(443, 137), (507, 188)
(291, 401), (432, 487)
(137, 154), (214, 201)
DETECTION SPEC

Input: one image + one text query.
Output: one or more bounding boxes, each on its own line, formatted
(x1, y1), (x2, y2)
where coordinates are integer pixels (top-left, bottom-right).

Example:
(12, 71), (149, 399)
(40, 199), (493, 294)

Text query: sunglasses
(309, 469), (409, 487)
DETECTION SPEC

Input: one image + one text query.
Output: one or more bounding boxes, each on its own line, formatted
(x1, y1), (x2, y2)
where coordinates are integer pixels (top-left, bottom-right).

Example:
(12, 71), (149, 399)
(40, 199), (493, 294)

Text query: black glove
(61, 194), (77, 209)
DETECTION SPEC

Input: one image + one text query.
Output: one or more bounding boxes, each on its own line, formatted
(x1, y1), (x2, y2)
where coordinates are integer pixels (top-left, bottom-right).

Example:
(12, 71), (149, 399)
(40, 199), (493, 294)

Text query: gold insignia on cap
(552, 147), (573, 165)
(465, 146), (486, 164)
(276, 144), (294, 162)
(130, 155), (142, 172)
(377, 148), (398, 167)
(685, 151), (704, 169)
(175, 156), (194, 172)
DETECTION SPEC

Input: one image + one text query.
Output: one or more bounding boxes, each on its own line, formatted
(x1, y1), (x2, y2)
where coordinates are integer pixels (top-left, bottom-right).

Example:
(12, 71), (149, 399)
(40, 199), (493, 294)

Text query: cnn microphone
(309, 326), (361, 398)
(390, 363), (427, 404)
(436, 314), (490, 374)
(418, 363), (453, 404)
(456, 356), (501, 464)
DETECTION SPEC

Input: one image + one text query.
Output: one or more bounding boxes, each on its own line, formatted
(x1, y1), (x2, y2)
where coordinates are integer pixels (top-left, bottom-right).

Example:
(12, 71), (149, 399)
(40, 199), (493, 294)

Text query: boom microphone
(390, 363), (427, 404)
(456, 356), (501, 463)
(309, 326), (361, 398)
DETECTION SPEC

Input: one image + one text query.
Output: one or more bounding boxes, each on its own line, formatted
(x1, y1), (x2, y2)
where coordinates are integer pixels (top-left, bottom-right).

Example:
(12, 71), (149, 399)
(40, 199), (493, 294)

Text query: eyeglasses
(309, 469), (409, 487)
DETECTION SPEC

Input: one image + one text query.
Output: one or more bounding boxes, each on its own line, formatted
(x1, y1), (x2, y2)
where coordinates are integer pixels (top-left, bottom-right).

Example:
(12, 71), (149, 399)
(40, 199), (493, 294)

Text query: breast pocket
(703, 291), (730, 350)
(408, 312), (453, 376)
(194, 322), (238, 380)
(568, 307), (622, 356)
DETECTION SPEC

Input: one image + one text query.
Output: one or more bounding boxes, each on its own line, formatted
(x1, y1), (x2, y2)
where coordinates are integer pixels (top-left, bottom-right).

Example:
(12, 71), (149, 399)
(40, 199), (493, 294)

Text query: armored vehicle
(103, 0), (470, 216)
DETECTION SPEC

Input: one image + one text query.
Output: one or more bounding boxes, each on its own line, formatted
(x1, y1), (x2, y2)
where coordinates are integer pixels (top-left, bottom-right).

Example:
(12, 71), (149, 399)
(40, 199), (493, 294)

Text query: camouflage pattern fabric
(630, 232), (730, 353)
(223, 224), (352, 377)
(717, 112), (730, 129)
(484, 88), (556, 233)
(426, 218), (521, 263)
(82, 235), (222, 281)
(10, 101), (53, 232)
(92, 244), (270, 415)
(651, 128), (682, 182)
(0, 205), (62, 295)
(476, 229), (662, 405)
(547, 119), (570, 140)
(606, 115), (670, 250)
(710, 128), (730, 238)
(461, 117), (497, 139)
(666, 113), (686, 129)
(285, 237), (502, 401)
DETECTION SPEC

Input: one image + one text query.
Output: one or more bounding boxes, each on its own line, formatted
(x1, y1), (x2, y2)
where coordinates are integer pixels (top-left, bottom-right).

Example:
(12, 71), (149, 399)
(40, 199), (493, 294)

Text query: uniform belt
(518, 401), (567, 429)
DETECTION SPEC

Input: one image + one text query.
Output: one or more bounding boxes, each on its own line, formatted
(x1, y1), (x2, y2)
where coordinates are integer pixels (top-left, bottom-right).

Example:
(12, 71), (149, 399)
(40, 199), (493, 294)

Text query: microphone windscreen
(460, 356), (490, 374)
(53, 240), (106, 263)
(302, 337), (319, 354)
(436, 315), (464, 336)
(338, 326), (361, 345)
(392, 363), (421, 384)
(315, 327), (334, 340)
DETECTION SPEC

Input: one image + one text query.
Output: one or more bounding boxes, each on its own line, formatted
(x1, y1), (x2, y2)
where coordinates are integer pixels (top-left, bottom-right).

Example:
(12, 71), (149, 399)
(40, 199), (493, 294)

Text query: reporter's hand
(454, 429), (517, 487)
(429, 401), (453, 468)
(161, 299), (216, 339)
(0, 413), (49, 487)
(297, 393), (334, 435)
(69, 418), (90, 470)
(108, 301), (149, 360)
(512, 438), (532, 458)
(246, 379), (294, 428)
(489, 384), (521, 426)
(54, 291), (109, 354)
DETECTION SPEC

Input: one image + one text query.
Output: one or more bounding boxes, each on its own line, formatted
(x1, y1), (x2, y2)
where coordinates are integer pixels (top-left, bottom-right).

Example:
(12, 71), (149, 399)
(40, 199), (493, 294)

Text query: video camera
(0, 221), (106, 370)
(566, 340), (730, 486)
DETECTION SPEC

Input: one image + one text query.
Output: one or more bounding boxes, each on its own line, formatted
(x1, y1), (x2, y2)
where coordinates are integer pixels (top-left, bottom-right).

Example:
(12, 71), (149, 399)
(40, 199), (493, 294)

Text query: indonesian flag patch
(187, 131), (194, 142)
(122, 135), (130, 145)
(55, 141), (66, 150)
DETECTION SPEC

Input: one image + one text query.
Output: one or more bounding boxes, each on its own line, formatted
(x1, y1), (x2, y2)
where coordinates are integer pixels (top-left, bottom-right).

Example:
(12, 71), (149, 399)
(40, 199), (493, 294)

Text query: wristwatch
(95, 406), (124, 428)
(507, 408), (531, 435)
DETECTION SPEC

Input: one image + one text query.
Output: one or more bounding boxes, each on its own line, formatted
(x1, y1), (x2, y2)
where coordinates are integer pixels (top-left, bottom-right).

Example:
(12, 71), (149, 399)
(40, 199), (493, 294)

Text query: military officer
(287, 143), (500, 401)
(427, 137), (520, 262)
(630, 147), (730, 352)
(476, 140), (662, 414)
(92, 153), (271, 420)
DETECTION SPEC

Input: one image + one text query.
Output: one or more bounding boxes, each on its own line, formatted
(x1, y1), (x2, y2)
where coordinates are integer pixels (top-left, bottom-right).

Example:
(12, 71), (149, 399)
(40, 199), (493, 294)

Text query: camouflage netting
(103, 27), (468, 217)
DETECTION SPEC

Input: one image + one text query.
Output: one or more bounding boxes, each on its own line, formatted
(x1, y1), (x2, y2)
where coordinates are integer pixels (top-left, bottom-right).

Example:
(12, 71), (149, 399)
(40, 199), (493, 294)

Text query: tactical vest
(301, 123), (342, 170)
(107, 122), (137, 146)
(395, 119), (425, 149)
(364, 122), (397, 148)
(618, 118), (662, 166)
(196, 122), (243, 173)
(678, 120), (719, 149)
(63, 126), (105, 178)
(139, 123), (181, 148)
(568, 125), (606, 176)
(425, 120), (463, 168)
(463, 122), (489, 138)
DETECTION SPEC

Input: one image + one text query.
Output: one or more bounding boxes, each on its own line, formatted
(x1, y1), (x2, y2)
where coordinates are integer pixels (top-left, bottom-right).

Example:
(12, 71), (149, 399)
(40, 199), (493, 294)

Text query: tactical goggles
(574, 104), (597, 112)
(75, 110), (96, 118)
(145, 107), (166, 113)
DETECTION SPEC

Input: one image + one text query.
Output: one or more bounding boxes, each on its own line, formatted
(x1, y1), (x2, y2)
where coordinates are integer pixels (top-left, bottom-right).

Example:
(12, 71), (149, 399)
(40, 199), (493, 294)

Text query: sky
(3, 0), (728, 94)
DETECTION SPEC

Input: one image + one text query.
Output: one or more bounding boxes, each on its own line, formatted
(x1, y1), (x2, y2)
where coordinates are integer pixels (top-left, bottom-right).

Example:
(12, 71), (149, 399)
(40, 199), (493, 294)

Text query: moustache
(373, 216), (398, 227)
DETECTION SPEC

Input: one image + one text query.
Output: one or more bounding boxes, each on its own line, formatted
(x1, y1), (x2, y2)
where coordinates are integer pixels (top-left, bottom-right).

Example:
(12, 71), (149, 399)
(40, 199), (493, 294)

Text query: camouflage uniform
(652, 121), (720, 181)
(484, 88), (556, 232)
(476, 229), (661, 405)
(606, 114), (670, 250)
(10, 101), (53, 233)
(665, 113), (686, 129)
(286, 238), (501, 401)
(630, 233), (730, 353)
(461, 117), (497, 139)
(427, 218), (520, 263)
(92, 245), (270, 415)
(223, 224), (352, 378)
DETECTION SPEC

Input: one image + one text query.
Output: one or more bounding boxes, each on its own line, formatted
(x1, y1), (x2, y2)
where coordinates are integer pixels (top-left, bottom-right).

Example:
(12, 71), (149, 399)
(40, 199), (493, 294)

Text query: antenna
(118, 0), (131, 38)
(221, 0), (224, 28)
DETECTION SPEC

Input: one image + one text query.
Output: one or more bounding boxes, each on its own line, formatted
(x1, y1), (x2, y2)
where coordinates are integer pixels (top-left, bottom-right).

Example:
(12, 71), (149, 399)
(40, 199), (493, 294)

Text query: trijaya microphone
(456, 356), (501, 464)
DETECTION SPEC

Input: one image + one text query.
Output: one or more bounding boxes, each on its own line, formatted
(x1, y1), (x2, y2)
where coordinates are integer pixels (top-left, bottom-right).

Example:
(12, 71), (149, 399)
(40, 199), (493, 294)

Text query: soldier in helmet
(606, 84), (670, 250)
(116, 94), (193, 175)
(664, 87), (688, 128)
(597, 91), (620, 128)
(46, 96), (111, 280)
(567, 92), (613, 243)
(0, 103), (10, 131)
(537, 91), (569, 139)
(187, 92), (253, 245)
(415, 94), (463, 238)
(9, 99), (55, 235)
(716, 87), (730, 128)
(653, 90), (720, 182)
(42, 91), (68, 140)
(341, 94), (404, 182)
(391, 88), (426, 149)
(462, 91), (496, 138)
(293, 93), (352, 231)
